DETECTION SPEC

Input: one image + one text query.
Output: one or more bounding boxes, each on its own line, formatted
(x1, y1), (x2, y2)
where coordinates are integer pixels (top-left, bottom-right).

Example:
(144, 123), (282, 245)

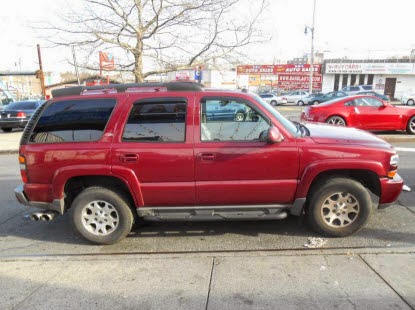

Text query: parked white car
(341, 85), (373, 95)
(284, 91), (309, 103)
(259, 93), (288, 105)
(401, 92), (415, 105)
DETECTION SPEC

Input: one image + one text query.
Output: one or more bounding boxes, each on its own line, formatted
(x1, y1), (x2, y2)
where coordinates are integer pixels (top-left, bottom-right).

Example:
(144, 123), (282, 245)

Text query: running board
(137, 205), (289, 221)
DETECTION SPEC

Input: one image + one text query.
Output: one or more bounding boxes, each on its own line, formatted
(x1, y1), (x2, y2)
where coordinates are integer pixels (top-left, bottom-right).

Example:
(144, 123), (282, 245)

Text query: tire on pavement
(71, 186), (134, 245)
(312, 100), (319, 105)
(297, 100), (304, 106)
(407, 115), (415, 135)
(407, 99), (414, 106)
(326, 116), (346, 126)
(270, 100), (277, 106)
(306, 178), (372, 237)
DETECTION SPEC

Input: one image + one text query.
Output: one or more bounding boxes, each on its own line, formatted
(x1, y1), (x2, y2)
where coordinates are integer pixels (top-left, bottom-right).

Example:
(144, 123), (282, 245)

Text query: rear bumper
(379, 173), (404, 205)
(14, 184), (65, 214)
(0, 119), (28, 128)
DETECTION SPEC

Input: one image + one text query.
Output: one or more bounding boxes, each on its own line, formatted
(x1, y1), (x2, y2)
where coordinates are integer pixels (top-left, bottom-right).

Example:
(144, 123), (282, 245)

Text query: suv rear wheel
(306, 178), (372, 237)
(71, 187), (134, 244)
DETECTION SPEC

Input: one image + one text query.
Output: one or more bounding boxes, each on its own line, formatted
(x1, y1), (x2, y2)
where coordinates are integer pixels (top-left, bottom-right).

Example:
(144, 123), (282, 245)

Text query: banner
(277, 74), (322, 90)
(99, 52), (115, 71)
(237, 64), (322, 75)
(325, 63), (415, 75)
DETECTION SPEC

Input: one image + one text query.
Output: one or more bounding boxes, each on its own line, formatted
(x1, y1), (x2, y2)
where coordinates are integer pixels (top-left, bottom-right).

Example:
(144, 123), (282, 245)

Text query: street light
(304, 0), (316, 94)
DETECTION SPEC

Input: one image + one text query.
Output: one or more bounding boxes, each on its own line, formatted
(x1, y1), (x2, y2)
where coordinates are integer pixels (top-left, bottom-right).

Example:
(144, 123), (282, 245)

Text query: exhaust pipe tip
(30, 212), (42, 221)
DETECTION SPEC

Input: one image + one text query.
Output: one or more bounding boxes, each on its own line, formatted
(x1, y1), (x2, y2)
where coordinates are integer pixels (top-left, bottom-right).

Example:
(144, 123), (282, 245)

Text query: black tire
(312, 100), (319, 105)
(270, 100), (277, 106)
(326, 116), (346, 126)
(407, 115), (415, 135)
(71, 187), (134, 245)
(297, 100), (304, 106)
(407, 99), (414, 106)
(1, 127), (12, 132)
(306, 178), (372, 237)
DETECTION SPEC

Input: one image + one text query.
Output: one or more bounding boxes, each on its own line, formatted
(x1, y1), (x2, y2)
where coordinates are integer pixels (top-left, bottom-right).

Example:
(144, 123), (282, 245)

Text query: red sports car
(301, 95), (415, 134)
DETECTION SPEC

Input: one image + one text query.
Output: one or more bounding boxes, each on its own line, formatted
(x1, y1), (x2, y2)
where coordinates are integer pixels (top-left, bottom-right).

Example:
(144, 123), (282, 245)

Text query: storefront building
(322, 60), (415, 99)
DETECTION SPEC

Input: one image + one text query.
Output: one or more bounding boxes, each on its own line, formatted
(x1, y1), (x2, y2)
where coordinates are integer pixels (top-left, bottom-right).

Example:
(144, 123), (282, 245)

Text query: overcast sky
(1, 0), (414, 73)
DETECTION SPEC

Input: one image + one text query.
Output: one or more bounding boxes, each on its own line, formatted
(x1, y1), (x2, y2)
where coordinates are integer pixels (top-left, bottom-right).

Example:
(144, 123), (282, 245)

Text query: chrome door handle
(197, 153), (216, 161)
(120, 154), (139, 162)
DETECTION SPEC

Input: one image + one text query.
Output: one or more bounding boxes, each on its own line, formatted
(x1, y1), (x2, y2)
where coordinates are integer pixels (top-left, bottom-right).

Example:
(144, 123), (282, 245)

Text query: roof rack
(51, 82), (204, 98)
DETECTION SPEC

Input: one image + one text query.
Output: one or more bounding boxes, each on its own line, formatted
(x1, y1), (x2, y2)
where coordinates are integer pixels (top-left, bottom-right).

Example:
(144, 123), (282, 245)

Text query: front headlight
(390, 154), (399, 166)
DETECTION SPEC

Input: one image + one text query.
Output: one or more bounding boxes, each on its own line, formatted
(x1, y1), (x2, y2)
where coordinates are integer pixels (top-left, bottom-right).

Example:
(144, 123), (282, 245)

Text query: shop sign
(237, 64), (322, 75)
(325, 63), (415, 75)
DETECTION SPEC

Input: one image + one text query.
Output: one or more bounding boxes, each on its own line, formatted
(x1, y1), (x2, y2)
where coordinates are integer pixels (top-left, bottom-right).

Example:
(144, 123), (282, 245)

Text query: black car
(0, 101), (43, 132)
(357, 91), (390, 101)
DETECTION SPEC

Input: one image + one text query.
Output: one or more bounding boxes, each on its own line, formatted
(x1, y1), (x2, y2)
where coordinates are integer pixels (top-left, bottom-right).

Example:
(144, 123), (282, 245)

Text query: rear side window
(362, 85), (373, 90)
(30, 99), (116, 143)
(5, 102), (38, 110)
(123, 100), (186, 142)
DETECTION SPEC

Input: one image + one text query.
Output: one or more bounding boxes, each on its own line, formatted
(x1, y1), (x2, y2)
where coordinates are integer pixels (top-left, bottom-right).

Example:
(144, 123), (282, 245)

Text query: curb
(0, 150), (18, 155)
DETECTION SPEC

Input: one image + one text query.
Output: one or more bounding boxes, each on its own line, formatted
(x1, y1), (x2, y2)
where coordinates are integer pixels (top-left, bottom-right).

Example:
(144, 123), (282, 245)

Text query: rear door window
(30, 99), (116, 143)
(123, 100), (187, 142)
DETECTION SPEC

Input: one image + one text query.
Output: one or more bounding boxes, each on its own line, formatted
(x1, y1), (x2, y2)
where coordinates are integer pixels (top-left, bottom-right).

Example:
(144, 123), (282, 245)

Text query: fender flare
(295, 159), (384, 199)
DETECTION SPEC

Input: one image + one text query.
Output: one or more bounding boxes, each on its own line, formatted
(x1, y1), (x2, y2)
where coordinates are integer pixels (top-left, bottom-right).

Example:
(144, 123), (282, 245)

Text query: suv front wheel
(306, 178), (372, 237)
(71, 187), (134, 244)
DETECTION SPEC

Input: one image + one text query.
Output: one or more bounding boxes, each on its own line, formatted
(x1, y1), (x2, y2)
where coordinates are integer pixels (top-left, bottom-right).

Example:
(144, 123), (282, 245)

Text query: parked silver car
(259, 93), (288, 105)
(284, 91), (309, 103)
(401, 92), (415, 105)
(341, 85), (373, 95)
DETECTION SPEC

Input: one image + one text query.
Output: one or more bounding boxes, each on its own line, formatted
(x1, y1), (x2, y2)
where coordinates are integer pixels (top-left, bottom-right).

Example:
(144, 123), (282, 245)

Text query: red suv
(14, 82), (403, 244)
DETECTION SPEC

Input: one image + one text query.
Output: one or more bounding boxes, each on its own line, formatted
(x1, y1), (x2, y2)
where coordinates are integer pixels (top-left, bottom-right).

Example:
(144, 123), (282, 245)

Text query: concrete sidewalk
(0, 252), (413, 310)
(0, 130), (414, 154)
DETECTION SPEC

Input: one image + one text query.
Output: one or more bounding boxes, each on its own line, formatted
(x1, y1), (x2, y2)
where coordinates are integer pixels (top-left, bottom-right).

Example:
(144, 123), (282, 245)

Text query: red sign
(277, 74), (322, 90)
(237, 64), (322, 75)
(99, 52), (115, 71)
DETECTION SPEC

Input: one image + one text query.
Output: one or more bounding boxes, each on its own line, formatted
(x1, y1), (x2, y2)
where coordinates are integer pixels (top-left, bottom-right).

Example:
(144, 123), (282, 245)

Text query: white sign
(325, 63), (415, 75)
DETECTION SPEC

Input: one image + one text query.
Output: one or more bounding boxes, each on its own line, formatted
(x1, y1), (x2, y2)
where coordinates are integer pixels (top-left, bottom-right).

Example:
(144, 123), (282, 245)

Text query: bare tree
(43, 0), (267, 82)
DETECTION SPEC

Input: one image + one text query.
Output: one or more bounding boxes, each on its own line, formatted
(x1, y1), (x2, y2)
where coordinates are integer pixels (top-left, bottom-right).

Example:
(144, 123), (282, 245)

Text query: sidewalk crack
(358, 254), (414, 310)
(12, 265), (65, 310)
(205, 257), (215, 310)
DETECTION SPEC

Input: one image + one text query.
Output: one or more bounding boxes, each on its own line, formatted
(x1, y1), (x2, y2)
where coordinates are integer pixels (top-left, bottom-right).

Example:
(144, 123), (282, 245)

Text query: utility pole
(37, 44), (46, 99)
(71, 45), (81, 86)
(305, 0), (316, 94)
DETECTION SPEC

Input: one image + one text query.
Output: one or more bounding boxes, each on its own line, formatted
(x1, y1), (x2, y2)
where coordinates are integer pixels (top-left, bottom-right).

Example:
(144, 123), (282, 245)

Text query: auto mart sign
(278, 74), (322, 90)
(325, 63), (415, 75)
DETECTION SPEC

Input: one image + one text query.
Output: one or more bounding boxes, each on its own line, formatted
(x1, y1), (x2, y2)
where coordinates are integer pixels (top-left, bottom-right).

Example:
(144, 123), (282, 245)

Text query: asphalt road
(0, 142), (414, 258)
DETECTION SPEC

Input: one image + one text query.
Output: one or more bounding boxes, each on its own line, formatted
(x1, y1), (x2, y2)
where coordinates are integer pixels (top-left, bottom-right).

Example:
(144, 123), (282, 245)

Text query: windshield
(251, 94), (299, 136)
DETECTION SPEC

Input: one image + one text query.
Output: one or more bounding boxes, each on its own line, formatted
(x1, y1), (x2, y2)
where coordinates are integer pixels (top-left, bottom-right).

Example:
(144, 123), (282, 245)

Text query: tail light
(17, 112), (26, 118)
(282, 97), (287, 101)
(19, 155), (28, 183)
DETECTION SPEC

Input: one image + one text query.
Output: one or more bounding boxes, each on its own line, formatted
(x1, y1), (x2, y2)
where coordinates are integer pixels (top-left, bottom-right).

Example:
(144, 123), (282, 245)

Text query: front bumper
(379, 173), (404, 206)
(14, 184), (65, 214)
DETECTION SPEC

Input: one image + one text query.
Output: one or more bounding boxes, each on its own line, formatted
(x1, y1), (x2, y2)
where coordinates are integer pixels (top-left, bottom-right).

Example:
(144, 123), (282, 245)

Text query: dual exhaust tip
(30, 211), (58, 222)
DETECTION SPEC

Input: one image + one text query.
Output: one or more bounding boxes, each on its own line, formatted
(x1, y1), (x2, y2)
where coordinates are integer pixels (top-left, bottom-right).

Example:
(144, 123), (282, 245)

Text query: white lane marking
(395, 147), (415, 153)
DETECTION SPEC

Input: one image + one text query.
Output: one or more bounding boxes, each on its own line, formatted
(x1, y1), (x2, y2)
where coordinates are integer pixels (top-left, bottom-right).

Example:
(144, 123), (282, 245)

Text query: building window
(350, 74), (357, 86)
(359, 74), (365, 85)
(342, 74), (348, 88)
(367, 74), (374, 85)
(334, 74), (340, 91)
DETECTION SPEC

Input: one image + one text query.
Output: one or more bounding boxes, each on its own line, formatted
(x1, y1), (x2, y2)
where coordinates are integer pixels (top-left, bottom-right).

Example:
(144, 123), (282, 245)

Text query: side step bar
(137, 205), (290, 221)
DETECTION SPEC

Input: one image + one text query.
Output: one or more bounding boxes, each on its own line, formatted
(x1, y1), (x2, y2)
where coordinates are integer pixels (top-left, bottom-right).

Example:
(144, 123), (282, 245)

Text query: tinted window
(260, 94), (271, 98)
(362, 85), (373, 90)
(30, 99), (116, 143)
(5, 101), (38, 110)
(123, 101), (186, 142)
(350, 86), (360, 91)
(201, 98), (270, 141)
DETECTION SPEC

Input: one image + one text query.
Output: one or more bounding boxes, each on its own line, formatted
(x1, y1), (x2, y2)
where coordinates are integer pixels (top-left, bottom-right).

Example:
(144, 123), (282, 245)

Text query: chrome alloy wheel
(81, 200), (119, 236)
(410, 118), (415, 133)
(320, 192), (360, 227)
(327, 116), (346, 126)
(235, 113), (245, 122)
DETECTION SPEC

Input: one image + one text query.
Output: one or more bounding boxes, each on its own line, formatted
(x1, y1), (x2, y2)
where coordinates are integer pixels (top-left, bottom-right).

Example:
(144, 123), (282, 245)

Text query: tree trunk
(133, 52), (144, 82)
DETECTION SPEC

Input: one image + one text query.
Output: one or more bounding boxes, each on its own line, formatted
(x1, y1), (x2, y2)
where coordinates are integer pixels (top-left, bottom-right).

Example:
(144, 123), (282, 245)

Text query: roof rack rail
(51, 82), (204, 98)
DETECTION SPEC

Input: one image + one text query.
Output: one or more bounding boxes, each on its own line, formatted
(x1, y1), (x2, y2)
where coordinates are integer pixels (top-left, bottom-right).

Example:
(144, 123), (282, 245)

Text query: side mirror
(260, 126), (284, 143)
